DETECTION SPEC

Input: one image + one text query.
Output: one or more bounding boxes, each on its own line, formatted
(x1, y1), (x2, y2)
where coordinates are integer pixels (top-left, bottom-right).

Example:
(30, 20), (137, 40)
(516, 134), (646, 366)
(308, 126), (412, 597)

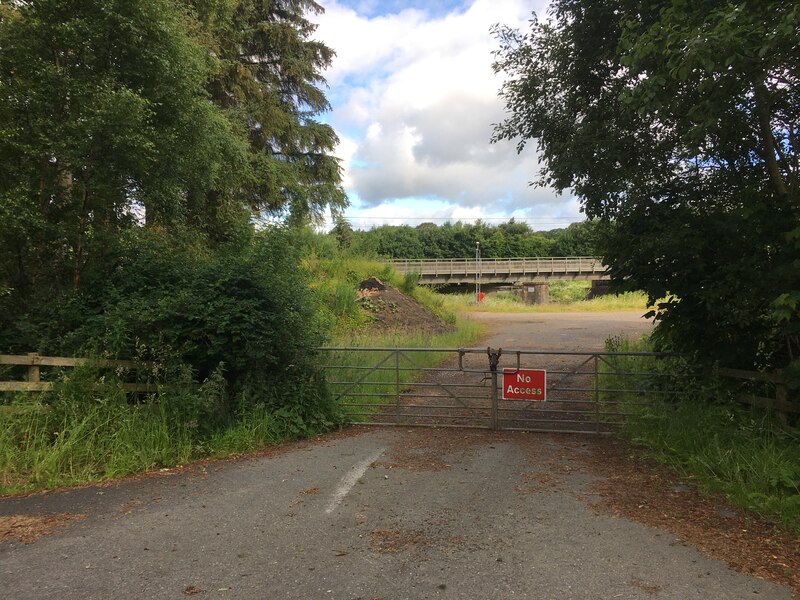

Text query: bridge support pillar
(518, 282), (550, 304)
(589, 279), (610, 298)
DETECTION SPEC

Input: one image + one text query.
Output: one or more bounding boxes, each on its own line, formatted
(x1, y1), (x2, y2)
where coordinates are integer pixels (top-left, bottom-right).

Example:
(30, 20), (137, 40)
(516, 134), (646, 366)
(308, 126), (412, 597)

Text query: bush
(13, 226), (334, 420)
(0, 225), (345, 493)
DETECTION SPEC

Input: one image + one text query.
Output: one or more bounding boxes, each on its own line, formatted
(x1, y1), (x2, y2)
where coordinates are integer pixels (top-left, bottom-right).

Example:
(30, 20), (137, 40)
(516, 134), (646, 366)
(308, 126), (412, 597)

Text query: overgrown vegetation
(0, 225), (350, 494)
(0, 1), (351, 494)
(602, 337), (800, 535)
(0, 360), (339, 494)
(0, 215), (492, 494)
(297, 230), (458, 337)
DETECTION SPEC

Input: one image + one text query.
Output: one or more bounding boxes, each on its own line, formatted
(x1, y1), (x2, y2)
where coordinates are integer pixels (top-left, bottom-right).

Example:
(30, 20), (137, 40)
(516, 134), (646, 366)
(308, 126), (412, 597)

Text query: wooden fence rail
(717, 367), (798, 420)
(0, 353), (155, 393)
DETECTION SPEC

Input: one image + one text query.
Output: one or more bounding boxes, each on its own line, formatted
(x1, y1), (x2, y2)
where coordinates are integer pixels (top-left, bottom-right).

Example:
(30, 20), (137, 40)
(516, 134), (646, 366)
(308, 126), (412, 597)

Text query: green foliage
(0, 361), (340, 494)
(0, 1), (348, 494)
(548, 280), (590, 303)
(493, 1), (800, 373)
(331, 214), (355, 250)
(0, 0), (345, 310)
(601, 337), (800, 535)
(345, 219), (602, 259)
(0, 224), (343, 494)
(399, 271), (421, 295)
(0, 365), (195, 492)
(189, 0), (347, 224)
(547, 221), (606, 257)
(328, 279), (365, 328)
(54, 228), (327, 408)
(441, 288), (647, 314)
(0, 0), (250, 283)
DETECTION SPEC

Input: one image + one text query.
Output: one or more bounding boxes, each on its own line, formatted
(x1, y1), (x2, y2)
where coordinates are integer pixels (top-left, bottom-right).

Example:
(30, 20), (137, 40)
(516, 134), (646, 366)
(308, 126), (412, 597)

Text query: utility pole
(475, 241), (481, 303)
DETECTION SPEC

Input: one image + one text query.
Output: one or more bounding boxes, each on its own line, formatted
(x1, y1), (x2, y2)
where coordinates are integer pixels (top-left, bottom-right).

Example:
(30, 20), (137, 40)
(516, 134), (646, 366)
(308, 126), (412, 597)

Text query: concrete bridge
(390, 257), (608, 285)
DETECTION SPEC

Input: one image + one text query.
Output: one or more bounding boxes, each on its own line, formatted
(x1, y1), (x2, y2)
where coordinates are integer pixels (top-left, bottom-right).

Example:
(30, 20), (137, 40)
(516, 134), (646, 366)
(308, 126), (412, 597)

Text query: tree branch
(753, 81), (789, 197)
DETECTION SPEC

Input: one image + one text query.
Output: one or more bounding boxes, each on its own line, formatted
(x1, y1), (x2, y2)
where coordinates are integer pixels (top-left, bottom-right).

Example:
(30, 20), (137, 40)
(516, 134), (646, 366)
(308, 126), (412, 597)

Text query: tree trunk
(754, 82), (789, 198)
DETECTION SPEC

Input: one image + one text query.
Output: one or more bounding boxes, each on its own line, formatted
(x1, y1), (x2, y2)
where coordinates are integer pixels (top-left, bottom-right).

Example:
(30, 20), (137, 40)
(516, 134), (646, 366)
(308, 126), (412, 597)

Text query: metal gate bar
(319, 346), (685, 433)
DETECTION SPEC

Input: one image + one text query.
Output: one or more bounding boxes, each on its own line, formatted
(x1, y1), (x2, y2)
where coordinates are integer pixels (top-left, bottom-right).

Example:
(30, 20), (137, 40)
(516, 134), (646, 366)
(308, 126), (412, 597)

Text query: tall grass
(550, 280), (592, 302)
(0, 363), (339, 495)
(332, 317), (482, 348)
(0, 396), (194, 493)
(441, 289), (648, 313)
(323, 318), (484, 421)
(601, 336), (800, 535)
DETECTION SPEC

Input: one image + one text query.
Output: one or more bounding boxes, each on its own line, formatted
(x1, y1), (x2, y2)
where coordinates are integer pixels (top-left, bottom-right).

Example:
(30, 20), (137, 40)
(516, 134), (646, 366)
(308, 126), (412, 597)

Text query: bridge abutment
(589, 279), (611, 298)
(518, 282), (550, 304)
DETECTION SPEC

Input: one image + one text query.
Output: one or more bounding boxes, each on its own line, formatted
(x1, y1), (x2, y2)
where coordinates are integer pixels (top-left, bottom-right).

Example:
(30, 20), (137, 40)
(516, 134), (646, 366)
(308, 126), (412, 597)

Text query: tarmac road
(0, 312), (793, 599)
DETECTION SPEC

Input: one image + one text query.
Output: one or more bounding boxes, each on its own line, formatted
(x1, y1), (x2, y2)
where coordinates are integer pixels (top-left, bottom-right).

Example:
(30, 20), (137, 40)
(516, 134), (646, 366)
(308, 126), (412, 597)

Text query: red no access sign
(502, 368), (547, 401)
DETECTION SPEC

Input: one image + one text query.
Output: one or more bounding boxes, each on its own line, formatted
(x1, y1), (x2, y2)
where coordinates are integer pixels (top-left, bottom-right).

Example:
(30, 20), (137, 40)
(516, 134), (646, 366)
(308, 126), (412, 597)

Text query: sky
(313, 0), (582, 231)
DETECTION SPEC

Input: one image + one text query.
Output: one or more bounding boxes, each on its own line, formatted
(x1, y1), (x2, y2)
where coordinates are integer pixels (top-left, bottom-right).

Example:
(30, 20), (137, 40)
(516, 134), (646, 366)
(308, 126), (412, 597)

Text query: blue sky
(314, 0), (581, 231)
(344, 0), (470, 18)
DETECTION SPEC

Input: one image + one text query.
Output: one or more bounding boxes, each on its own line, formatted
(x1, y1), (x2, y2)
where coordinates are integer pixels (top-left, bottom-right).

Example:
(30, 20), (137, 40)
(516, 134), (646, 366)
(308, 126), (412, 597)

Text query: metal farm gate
(319, 347), (682, 434)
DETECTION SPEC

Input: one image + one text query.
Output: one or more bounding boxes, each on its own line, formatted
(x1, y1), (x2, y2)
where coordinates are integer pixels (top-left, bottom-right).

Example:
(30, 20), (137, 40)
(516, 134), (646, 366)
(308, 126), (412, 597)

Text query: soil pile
(356, 277), (453, 334)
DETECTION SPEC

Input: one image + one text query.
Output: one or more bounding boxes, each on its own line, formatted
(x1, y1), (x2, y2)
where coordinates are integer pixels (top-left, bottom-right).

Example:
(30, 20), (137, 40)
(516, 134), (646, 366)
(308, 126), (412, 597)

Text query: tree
(189, 0), (347, 227)
(0, 0), (247, 303)
(0, 0), (347, 400)
(549, 221), (602, 257)
(330, 214), (354, 249)
(493, 1), (800, 372)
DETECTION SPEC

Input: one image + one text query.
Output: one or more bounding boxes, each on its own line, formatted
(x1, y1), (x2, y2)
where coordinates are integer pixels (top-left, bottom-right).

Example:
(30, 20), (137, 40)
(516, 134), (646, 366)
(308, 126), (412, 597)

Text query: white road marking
(325, 448), (386, 514)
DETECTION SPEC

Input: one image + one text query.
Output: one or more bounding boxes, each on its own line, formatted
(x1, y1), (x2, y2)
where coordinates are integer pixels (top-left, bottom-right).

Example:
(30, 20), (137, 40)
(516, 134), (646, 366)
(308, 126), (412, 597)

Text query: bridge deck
(390, 257), (607, 284)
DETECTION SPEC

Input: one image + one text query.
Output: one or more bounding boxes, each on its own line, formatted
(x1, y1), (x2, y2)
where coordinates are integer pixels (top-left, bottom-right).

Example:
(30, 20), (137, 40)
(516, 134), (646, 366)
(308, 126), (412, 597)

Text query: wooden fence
(718, 367), (797, 422)
(0, 353), (155, 393)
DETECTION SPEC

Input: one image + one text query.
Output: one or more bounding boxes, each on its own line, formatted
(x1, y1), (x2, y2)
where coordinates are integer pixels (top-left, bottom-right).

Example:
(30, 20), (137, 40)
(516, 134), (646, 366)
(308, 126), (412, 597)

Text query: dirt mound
(358, 276), (387, 291)
(356, 278), (453, 334)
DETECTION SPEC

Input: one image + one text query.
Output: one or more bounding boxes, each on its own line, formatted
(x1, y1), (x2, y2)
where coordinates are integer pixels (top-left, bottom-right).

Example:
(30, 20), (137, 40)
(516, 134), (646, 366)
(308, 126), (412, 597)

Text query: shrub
(399, 271), (420, 295)
(23, 226), (333, 419)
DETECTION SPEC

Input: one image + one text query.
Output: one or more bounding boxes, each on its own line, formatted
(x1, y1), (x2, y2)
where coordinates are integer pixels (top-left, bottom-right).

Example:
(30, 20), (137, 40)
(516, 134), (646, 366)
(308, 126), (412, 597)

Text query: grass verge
(0, 375), (338, 496)
(440, 287), (648, 314)
(601, 336), (800, 536)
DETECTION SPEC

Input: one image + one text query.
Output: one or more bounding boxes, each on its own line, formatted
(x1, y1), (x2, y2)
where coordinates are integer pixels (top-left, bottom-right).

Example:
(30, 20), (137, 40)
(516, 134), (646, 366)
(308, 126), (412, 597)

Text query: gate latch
(487, 347), (502, 372)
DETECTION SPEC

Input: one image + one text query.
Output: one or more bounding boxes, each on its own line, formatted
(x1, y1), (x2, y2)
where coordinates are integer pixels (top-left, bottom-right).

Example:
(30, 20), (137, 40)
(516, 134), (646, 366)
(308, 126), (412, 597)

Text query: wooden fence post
(27, 352), (40, 384)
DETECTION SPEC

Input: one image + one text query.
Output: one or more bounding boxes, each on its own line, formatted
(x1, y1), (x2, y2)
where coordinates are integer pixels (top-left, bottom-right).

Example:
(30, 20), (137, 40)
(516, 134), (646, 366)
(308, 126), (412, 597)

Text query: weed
(0, 252), (475, 495)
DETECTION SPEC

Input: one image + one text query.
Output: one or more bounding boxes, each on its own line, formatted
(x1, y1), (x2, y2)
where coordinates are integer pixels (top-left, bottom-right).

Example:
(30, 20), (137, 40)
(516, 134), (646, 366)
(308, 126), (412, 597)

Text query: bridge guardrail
(389, 257), (606, 281)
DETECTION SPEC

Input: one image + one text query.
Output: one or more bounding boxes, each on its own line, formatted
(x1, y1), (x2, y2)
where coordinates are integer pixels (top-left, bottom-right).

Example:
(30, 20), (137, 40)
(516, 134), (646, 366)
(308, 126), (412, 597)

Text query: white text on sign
(502, 368), (547, 401)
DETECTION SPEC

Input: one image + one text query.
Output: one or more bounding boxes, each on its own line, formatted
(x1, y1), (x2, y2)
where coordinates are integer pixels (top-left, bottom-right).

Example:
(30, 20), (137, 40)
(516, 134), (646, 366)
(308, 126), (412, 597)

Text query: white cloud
(342, 197), (582, 231)
(318, 0), (564, 224)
